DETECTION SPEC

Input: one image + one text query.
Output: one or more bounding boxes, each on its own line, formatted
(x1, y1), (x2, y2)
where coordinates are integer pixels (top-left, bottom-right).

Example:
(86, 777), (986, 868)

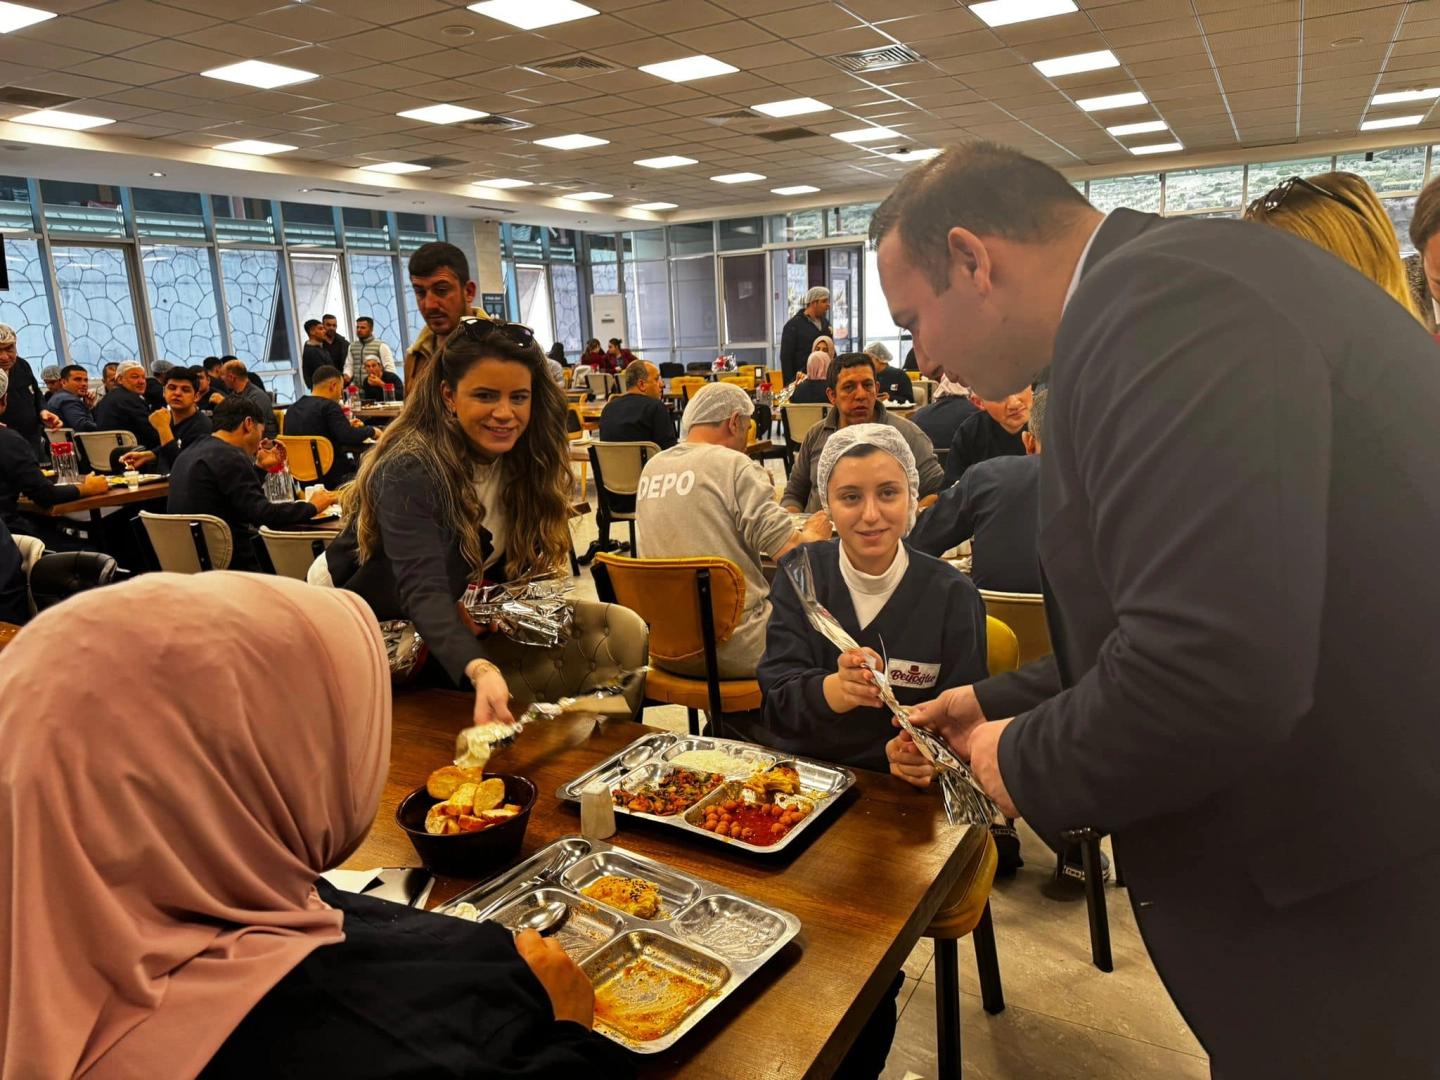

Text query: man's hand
(367, 373), (384, 387)
(208, 391), (225, 406)
(120, 450), (156, 470)
(307, 488), (338, 512)
(40, 410), (60, 430)
(799, 509), (832, 543)
(823, 647), (884, 713)
(349, 417), (364, 428)
(148, 408), (172, 433)
(907, 684), (988, 758)
(887, 724), (935, 788)
(82, 391), (96, 407)
(514, 929), (595, 1028)
(78, 473), (109, 496)
(968, 717), (1018, 818)
(256, 441), (288, 472)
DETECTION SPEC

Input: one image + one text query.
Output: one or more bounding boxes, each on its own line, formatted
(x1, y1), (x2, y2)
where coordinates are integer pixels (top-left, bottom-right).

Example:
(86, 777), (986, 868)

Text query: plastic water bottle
(341, 398), (353, 421)
(51, 441), (80, 484)
(348, 384), (362, 411)
(383, 382), (396, 403)
(264, 463), (293, 503)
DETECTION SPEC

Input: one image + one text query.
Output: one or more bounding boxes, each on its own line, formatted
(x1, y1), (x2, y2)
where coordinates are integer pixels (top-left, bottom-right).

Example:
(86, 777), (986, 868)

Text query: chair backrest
(781, 403), (828, 446)
(276, 435), (335, 483)
(13, 533), (45, 616)
(28, 551), (116, 613)
(671, 376), (706, 401)
(593, 554), (747, 660)
(258, 526), (335, 581)
(74, 430), (137, 474)
(583, 371), (617, 399)
(659, 362), (685, 379)
(566, 403), (586, 439)
(273, 408), (286, 436)
(563, 368), (573, 388)
(139, 511), (234, 573)
(911, 380), (932, 407)
(767, 368), (785, 390)
(685, 362), (713, 374)
(484, 600), (650, 717)
(590, 441), (661, 498)
(985, 615), (1020, 677)
(739, 365), (766, 383)
(980, 590), (1052, 666)
(907, 370), (922, 381)
(720, 374), (755, 392)
(45, 427), (73, 446)
(566, 389), (590, 405)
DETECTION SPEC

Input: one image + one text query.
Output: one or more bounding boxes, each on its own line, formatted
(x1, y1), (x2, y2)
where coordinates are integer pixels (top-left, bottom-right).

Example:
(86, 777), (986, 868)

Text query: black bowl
(396, 773), (537, 878)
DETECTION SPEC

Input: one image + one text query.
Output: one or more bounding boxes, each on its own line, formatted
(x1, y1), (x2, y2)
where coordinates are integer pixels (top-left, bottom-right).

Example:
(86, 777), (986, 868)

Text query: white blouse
(838, 543), (910, 630)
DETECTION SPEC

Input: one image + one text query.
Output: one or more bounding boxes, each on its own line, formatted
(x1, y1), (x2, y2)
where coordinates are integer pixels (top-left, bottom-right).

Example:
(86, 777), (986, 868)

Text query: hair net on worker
(817, 422), (920, 535)
(680, 381), (754, 438)
(864, 342), (893, 363)
(115, 360), (144, 378)
(803, 286), (830, 305)
(0, 368), (8, 398)
(40, 366), (61, 381)
(0, 324), (14, 346)
(805, 351), (830, 380)
(152, 360), (174, 376)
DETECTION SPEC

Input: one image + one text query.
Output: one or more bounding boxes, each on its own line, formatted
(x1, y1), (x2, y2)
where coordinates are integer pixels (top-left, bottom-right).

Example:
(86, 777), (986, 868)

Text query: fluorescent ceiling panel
(10, 109), (112, 130)
(639, 55), (739, 83)
(202, 60), (317, 89)
(360, 161), (430, 173)
(752, 97), (830, 118)
(397, 104), (489, 124)
(635, 155), (697, 168)
(1360, 115), (1424, 130)
(534, 133), (609, 149)
(1076, 91), (1147, 112)
(1106, 120), (1168, 136)
(1372, 89), (1440, 105)
(467, 0), (597, 30)
(632, 201), (677, 210)
(567, 191), (613, 200)
(213, 139), (296, 155)
(0, 2), (56, 34)
(1033, 50), (1119, 77)
(1129, 141), (1184, 155)
(772, 185), (820, 195)
(831, 126), (900, 143)
(712, 172), (765, 183)
(969, 0), (1076, 29)
(473, 178), (533, 188)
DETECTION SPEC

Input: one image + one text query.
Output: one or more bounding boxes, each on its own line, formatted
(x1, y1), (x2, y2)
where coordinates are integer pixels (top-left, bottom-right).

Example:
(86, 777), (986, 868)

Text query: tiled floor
(565, 473), (1208, 1079)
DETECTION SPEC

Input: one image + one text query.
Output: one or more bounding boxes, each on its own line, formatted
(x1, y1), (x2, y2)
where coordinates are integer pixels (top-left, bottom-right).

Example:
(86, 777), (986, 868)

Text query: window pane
(0, 176), (35, 232)
(402, 271), (424, 346)
(1163, 166), (1244, 214)
(668, 222), (713, 257)
(132, 188), (207, 240)
(219, 249), (288, 371)
(52, 245), (143, 376)
(1334, 145), (1428, 193)
(290, 255), (349, 351)
(721, 253), (766, 342)
(624, 260), (671, 354)
(836, 202), (879, 236)
(547, 228), (577, 262)
(41, 180), (126, 238)
(342, 207), (391, 249)
(1383, 195), (1419, 255)
(550, 263), (582, 354)
(863, 247), (908, 365)
(0, 237), (58, 368)
(396, 212), (439, 253)
(718, 216), (763, 251)
(347, 253), (403, 358)
(769, 210), (824, 242)
(828, 247), (859, 351)
(1191, 210), (1242, 220)
(280, 202), (338, 246)
(671, 257), (717, 348)
(212, 196), (276, 244)
(1246, 157), (1334, 200)
(1087, 173), (1161, 214)
(141, 244), (222, 363)
(623, 228), (665, 261)
(586, 232), (618, 262)
(591, 261), (619, 294)
(508, 224), (544, 259)
(514, 263), (553, 342)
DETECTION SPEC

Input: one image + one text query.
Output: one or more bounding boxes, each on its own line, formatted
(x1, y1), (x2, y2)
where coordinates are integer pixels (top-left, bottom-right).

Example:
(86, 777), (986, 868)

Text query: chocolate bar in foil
(454, 669), (646, 767)
(782, 550), (1000, 828)
(462, 578), (575, 647)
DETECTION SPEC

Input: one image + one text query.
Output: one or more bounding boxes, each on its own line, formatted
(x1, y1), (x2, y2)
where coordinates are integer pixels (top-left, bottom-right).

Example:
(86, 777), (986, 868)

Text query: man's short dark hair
(1028, 388), (1047, 444)
(869, 140), (1091, 292)
(304, 319), (321, 335)
(356, 316), (373, 327)
(164, 368), (197, 391)
(203, 356), (222, 373)
(408, 241), (470, 284)
(312, 364), (343, 386)
(829, 352), (877, 393)
(60, 364), (87, 381)
(622, 362), (651, 391)
(322, 313), (336, 322)
(213, 394), (265, 432)
(1411, 177), (1440, 253)
(102, 361), (118, 374)
(220, 355), (237, 363)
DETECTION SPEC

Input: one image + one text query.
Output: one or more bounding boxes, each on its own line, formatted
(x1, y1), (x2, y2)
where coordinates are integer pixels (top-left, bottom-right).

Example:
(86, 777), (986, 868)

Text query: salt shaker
(579, 779), (617, 840)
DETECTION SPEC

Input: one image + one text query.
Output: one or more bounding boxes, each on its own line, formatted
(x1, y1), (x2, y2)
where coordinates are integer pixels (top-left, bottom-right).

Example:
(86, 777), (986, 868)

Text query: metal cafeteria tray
(437, 835), (800, 1054)
(555, 733), (856, 855)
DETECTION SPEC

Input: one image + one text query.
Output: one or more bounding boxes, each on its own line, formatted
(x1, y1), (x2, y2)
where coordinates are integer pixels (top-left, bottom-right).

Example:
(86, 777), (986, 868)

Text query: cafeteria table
(18, 479), (169, 525)
(347, 692), (980, 1080)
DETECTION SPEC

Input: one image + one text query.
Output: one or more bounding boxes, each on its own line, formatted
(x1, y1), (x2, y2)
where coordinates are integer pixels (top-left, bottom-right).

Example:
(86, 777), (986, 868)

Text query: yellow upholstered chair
(590, 554), (761, 736)
(670, 376), (707, 402)
(276, 435), (334, 485)
(907, 370), (923, 381)
(980, 590), (1051, 666)
(566, 404), (589, 496)
(721, 373), (755, 392)
(273, 408), (286, 435)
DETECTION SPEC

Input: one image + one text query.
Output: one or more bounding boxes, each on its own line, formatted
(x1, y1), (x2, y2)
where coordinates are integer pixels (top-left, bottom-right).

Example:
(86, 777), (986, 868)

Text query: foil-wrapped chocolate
(379, 620), (426, 679)
(454, 669), (646, 766)
(782, 550), (1000, 828)
(462, 577), (575, 647)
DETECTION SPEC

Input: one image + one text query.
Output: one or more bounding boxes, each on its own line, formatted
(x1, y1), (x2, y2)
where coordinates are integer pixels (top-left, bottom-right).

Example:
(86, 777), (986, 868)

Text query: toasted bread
(427, 765), (486, 800)
(472, 777), (506, 813)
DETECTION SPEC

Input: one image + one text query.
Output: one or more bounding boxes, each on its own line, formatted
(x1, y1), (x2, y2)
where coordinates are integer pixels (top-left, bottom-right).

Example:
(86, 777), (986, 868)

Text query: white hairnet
(817, 422), (920, 535)
(40, 365), (61, 381)
(681, 381), (754, 438)
(151, 359), (174, 375)
(0, 368), (8, 398)
(115, 360), (144, 378)
(0, 324), (14, 346)
(803, 286), (830, 305)
(864, 342), (893, 363)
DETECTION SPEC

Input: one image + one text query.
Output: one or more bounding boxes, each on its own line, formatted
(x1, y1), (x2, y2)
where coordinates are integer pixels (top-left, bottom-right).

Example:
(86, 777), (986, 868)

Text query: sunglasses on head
(453, 316), (535, 349)
(1249, 176), (1364, 218)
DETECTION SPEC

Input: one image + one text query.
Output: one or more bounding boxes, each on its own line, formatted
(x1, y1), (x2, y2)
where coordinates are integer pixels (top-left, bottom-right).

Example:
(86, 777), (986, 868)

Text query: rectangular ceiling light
(712, 172), (765, 183)
(831, 126), (900, 143)
(360, 161), (430, 173)
(473, 177), (533, 188)
(1372, 89), (1440, 105)
(639, 55), (739, 83)
(772, 185), (820, 195)
(1034, 50), (1120, 77)
(0, 2), (56, 34)
(567, 191), (612, 200)
(1360, 114), (1424, 130)
(1129, 141), (1184, 155)
(397, 103), (489, 124)
(534, 133), (609, 149)
(632, 201), (677, 210)
(969, 0), (1076, 28)
(1107, 119), (1168, 136)
(753, 97), (831, 118)
(1076, 91), (1147, 112)
(635, 155), (697, 169)
(214, 139), (296, 155)
(202, 60), (318, 89)
(10, 108), (112, 130)
(468, 0), (597, 29)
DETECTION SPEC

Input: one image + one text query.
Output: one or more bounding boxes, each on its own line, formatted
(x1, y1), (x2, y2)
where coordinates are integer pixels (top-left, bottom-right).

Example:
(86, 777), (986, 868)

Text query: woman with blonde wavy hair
(1245, 171), (1423, 321)
(321, 318), (574, 727)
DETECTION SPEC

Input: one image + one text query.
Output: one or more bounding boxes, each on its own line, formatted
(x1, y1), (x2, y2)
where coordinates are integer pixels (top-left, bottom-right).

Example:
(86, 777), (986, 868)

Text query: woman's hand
(822, 647), (884, 713)
(515, 929), (595, 1028)
(907, 684), (987, 759)
(886, 723), (935, 788)
(465, 658), (514, 729)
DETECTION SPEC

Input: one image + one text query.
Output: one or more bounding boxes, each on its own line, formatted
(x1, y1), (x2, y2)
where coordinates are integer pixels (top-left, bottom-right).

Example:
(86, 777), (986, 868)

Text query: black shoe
(1057, 844), (1111, 886)
(990, 822), (1024, 877)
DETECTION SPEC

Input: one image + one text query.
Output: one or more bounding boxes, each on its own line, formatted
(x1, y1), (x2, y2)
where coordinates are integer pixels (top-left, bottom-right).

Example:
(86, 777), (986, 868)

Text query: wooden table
(18, 480), (170, 524)
(356, 406), (403, 426)
(348, 691), (977, 1080)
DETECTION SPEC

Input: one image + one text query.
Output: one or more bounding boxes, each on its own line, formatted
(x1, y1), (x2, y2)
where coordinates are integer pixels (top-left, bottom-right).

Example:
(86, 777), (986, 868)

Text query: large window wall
(0, 177), (441, 401)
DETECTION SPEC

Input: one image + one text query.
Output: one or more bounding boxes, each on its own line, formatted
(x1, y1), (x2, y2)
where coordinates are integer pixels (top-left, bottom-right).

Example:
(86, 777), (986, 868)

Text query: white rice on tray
(669, 749), (772, 779)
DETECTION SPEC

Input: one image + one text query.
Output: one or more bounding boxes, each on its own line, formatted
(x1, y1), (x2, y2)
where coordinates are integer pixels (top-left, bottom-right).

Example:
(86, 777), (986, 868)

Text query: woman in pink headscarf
(788, 350), (834, 405)
(0, 572), (631, 1080)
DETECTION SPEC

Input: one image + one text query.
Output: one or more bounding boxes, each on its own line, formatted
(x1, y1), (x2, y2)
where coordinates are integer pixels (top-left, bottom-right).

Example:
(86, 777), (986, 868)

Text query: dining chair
(978, 590), (1052, 666)
(12, 534), (44, 616)
(276, 435), (334, 485)
(588, 440), (661, 554)
(138, 511), (234, 573)
(273, 408), (286, 436)
(27, 551), (116, 613)
(779, 403), (828, 472)
(257, 527), (334, 581)
(74, 430), (137, 474)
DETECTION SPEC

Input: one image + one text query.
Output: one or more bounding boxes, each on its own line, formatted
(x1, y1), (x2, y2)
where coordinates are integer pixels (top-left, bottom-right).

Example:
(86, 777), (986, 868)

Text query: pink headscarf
(0, 572), (391, 1079)
(805, 350), (830, 380)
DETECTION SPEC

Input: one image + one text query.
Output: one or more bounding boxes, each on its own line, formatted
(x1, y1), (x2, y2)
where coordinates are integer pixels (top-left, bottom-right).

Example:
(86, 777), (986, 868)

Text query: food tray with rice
(555, 734), (855, 854)
(437, 835), (800, 1053)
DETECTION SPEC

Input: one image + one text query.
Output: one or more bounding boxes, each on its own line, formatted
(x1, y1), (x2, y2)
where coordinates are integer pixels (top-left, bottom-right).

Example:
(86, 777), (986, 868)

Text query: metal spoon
(514, 900), (568, 936)
(619, 743), (656, 769)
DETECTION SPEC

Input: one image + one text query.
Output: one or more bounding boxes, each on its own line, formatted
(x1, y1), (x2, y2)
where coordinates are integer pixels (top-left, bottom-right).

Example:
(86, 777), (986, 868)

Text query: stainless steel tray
(437, 835), (800, 1053)
(555, 734), (856, 854)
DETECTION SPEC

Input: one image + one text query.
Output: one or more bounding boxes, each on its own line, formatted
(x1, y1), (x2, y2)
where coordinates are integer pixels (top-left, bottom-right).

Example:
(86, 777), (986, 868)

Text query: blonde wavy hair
(1245, 170), (1422, 321)
(344, 326), (573, 581)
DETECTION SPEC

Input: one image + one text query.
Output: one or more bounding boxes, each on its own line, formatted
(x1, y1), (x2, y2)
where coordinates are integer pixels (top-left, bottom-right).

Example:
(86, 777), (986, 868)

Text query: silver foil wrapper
(454, 669), (647, 766)
(379, 619), (425, 678)
(463, 578), (575, 648)
(782, 550), (1001, 828)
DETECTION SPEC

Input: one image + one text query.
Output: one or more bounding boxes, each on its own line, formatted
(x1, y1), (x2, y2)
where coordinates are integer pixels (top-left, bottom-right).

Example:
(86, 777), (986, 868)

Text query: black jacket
(144, 376), (165, 411)
(909, 453), (1041, 593)
(200, 880), (634, 1080)
(0, 516), (26, 625)
(597, 393), (675, 449)
(327, 333), (350, 369)
(45, 390), (96, 434)
(988, 209), (1440, 915)
(2, 357), (47, 459)
(0, 425), (79, 529)
(787, 378), (830, 405)
(167, 435), (319, 570)
(157, 411), (212, 472)
(359, 372), (404, 402)
(945, 408), (1026, 485)
(236, 381), (278, 438)
(874, 366), (913, 404)
(282, 395), (377, 487)
(910, 394), (978, 452)
(757, 540), (988, 773)
(778, 311), (831, 385)
(302, 344), (330, 389)
(93, 388), (160, 449)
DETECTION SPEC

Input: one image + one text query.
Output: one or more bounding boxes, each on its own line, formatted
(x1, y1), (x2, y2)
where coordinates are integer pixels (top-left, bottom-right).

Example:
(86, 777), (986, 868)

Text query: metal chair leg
(686, 707), (700, 737)
(972, 901), (1005, 1015)
(1112, 845), (1126, 889)
(934, 937), (963, 1078)
(1081, 837), (1113, 972)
